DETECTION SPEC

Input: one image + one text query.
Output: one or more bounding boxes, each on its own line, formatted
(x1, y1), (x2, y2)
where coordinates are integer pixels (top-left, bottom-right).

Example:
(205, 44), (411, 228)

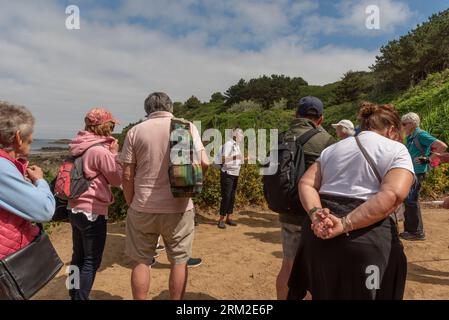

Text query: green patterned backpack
(168, 118), (203, 198)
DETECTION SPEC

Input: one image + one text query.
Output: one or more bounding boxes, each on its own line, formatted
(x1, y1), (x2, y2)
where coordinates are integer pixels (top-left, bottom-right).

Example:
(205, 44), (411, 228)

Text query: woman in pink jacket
(67, 108), (122, 300)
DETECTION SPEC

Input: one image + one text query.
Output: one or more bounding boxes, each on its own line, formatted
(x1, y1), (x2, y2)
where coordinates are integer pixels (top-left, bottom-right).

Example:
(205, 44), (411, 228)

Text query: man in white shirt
(217, 128), (244, 229)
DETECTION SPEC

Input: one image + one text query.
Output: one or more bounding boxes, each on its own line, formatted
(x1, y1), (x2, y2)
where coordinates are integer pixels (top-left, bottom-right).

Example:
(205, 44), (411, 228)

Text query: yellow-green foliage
(195, 164), (265, 210)
(421, 164), (449, 199)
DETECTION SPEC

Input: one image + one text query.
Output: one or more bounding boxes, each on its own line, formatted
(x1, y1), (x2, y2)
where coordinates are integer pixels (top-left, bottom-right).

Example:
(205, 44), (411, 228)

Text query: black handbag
(0, 225), (63, 300)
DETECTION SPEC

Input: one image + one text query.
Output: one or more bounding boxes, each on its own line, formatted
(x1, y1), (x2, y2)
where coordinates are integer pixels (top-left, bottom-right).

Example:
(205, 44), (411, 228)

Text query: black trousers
(220, 171), (239, 216)
(404, 173), (426, 235)
(69, 212), (107, 300)
(288, 195), (407, 300)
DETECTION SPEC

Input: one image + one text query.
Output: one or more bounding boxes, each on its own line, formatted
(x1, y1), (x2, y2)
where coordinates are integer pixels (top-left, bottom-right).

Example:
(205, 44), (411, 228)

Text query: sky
(0, 0), (448, 138)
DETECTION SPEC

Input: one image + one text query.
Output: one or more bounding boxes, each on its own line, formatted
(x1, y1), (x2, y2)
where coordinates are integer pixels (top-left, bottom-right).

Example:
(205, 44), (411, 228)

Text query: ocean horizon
(31, 138), (70, 153)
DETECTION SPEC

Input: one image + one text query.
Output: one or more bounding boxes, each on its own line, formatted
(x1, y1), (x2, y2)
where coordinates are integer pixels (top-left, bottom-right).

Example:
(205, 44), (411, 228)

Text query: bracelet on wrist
(308, 207), (322, 218)
(341, 216), (354, 236)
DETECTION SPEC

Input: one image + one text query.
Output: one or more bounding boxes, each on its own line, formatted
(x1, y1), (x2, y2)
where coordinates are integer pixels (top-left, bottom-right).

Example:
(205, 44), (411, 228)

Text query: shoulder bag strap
(355, 136), (399, 227)
(355, 136), (382, 183)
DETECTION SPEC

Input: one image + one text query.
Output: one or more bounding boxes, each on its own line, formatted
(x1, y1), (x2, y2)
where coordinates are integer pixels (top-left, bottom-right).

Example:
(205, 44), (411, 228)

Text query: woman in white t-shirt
(217, 128), (244, 229)
(288, 102), (414, 300)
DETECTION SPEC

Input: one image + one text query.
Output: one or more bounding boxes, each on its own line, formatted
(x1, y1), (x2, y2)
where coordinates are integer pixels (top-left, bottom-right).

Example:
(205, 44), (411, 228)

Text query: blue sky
(0, 0), (448, 138)
(60, 0), (449, 51)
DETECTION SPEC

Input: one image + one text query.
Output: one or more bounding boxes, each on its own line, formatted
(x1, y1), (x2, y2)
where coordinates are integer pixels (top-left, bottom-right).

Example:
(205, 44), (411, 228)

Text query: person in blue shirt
(400, 112), (447, 241)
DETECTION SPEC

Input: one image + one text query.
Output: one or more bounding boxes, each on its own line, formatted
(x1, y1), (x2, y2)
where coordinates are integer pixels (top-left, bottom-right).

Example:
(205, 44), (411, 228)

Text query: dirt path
(34, 208), (449, 300)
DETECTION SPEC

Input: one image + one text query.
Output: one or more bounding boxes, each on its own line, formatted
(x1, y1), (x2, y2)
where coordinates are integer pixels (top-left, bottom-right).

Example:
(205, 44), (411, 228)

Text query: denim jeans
(404, 173), (426, 235)
(69, 212), (107, 300)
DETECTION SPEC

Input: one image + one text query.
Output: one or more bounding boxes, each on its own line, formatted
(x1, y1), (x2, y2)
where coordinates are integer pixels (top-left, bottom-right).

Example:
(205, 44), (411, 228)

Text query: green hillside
(394, 70), (449, 143)
(109, 8), (449, 220)
(174, 69), (449, 144)
(323, 70), (449, 142)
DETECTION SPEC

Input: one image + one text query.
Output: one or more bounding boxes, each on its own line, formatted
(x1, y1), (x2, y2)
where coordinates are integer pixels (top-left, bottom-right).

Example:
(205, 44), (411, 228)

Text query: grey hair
(0, 102), (35, 150)
(340, 126), (355, 137)
(144, 92), (173, 116)
(401, 112), (420, 127)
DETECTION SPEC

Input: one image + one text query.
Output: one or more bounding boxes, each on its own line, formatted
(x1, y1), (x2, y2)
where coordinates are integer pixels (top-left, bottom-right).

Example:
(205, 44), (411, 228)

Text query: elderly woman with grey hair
(0, 102), (55, 263)
(400, 112), (447, 241)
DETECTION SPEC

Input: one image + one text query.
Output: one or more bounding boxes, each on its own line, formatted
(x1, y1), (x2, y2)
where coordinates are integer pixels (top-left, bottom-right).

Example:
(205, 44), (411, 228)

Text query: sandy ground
(34, 207), (449, 300)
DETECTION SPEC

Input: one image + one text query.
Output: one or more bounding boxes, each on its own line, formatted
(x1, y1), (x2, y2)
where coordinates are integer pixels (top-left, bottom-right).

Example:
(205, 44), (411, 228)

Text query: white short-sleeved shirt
(317, 131), (414, 200)
(217, 140), (243, 176)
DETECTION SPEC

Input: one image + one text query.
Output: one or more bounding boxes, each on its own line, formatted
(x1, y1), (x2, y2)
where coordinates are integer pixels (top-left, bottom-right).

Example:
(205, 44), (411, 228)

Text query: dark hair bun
(359, 102), (378, 119)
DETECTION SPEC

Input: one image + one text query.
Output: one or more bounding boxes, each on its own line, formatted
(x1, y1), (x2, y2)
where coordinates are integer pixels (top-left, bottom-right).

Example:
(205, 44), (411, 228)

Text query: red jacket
(0, 150), (39, 260)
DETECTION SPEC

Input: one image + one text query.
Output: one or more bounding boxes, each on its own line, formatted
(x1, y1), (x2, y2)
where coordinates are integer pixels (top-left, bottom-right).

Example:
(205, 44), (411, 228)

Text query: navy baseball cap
(297, 96), (324, 117)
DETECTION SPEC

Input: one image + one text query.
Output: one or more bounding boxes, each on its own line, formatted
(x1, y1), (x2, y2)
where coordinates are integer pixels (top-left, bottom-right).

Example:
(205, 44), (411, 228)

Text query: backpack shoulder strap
(74, 142), (106, 180)
(297, 128), (321, 146)
(355, 136), (382, 183)
(171, 117), (191, 128)
(291, 128), (321, 185)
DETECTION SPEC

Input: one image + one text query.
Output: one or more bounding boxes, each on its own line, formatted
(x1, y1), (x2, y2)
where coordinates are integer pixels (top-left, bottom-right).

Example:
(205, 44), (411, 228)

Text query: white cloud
(302, 0), (415, 36)
(0, 0), (377, 138)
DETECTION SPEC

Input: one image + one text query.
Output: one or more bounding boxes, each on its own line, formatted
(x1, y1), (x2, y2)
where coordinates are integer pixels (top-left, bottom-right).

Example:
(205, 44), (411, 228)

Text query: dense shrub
(421, 164), (449, 199)
(195, 165), (265, 210)
(108, 187), (128, 221)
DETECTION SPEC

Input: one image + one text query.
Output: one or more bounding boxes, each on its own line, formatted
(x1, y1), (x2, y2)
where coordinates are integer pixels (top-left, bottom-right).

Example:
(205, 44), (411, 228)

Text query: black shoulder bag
(0, 224), (63, 300)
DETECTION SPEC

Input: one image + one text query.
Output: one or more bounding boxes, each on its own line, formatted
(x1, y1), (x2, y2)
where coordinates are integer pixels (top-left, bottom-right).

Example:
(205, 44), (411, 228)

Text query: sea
(31, 139), (69, 154)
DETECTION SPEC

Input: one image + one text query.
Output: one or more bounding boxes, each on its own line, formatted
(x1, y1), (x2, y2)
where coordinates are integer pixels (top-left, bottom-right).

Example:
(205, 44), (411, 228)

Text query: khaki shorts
(125, 207), (195, 265)
(280, 222), (302, 261)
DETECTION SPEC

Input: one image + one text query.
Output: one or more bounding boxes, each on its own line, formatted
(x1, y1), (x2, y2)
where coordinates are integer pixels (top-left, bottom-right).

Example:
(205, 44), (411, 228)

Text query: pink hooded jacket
(67, 131), (123, 215)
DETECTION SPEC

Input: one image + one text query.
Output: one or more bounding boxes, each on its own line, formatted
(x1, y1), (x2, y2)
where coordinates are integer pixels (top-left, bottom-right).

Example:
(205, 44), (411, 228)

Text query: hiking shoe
(187, 258), (202, 268)
(226, 219), (238, 227)
(399, 232), (426, 241)
(150, 258), (157, 267)
(218, 221), (226, 229)
(156, 244), (165, 252)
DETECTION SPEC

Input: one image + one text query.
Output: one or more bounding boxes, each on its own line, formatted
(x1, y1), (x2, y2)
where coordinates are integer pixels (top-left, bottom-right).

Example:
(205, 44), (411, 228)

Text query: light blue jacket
(0, 158), (55, 223)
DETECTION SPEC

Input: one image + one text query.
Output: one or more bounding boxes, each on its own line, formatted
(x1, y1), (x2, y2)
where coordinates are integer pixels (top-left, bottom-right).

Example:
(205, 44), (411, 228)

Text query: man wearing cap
(332, 119), (355, 140)
(276, 96), (336, 300)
